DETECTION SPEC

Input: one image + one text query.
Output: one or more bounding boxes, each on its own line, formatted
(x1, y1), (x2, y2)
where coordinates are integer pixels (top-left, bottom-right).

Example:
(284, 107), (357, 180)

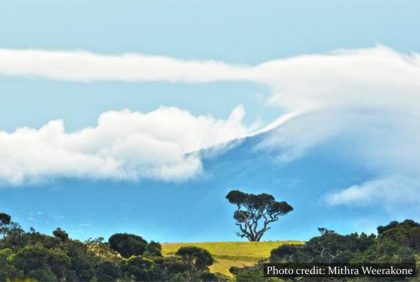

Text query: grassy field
(161, 241), (303, 277)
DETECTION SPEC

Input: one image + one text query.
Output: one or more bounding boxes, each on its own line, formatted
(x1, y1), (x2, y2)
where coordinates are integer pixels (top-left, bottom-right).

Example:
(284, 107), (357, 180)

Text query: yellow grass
(161, 241), (303, 277)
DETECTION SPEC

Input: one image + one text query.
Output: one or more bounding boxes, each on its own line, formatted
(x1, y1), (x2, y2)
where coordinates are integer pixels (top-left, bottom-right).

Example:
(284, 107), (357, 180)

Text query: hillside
(161, 241), (303, 276)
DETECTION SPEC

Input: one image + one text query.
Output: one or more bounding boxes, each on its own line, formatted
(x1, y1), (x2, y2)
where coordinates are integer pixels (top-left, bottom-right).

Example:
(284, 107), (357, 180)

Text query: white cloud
(255, 46), (420, 111)
(0, 106), (250, 185)
(326, 176), (420, 207)
(3, 46), (420, 210)
(0, 49), (252, 82)
(251, 46), (420, 209)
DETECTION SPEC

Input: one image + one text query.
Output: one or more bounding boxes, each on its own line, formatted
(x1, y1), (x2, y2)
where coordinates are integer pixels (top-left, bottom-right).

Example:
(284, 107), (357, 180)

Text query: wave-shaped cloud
(252, 47), (420, 210)
(0, 106), (249, 185)
(2, 46), (420, 211)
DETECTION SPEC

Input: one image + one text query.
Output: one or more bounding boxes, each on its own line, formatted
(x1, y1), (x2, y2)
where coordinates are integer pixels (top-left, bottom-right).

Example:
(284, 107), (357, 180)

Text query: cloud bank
(2, 46), (420, 211)
(0, 106), (249, 184)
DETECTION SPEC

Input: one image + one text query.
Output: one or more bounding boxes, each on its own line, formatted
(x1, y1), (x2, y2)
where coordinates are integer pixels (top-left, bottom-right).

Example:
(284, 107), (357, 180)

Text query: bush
(176, 246), (214, 272)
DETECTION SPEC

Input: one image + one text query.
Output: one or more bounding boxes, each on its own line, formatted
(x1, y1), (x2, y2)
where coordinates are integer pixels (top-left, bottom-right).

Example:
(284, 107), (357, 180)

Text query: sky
(1, 0), (420, 241)
(2, 0), (420, 131)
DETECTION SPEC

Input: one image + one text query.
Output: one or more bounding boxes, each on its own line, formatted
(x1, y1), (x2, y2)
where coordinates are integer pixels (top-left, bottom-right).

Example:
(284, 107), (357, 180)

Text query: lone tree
(226, 190), (293, 241)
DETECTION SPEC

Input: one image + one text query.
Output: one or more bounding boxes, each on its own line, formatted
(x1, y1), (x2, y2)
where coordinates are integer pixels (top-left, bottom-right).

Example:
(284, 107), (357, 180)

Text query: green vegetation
(0, 212), (227, 282)
(162, 241), (303, 277)
(231, 221), (420, 281)
(2, 203), (420, 281)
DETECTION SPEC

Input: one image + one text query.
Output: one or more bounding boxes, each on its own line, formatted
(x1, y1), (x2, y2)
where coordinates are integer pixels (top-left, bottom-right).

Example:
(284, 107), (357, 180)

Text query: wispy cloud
(0, 49), (252, 82)
(250, 46), (420, 209)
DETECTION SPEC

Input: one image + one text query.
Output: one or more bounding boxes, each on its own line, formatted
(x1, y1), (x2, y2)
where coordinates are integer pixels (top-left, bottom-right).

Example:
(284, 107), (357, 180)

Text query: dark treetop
(226, 190), (293, 241)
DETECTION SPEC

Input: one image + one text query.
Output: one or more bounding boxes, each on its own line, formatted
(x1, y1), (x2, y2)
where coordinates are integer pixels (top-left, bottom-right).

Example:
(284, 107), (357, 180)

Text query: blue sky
(1, 1), (420, 241)
(1, 1), (420, 130)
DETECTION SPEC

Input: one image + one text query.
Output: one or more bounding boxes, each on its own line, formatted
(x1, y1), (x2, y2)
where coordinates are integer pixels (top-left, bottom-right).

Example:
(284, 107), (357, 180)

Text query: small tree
(226, 190), (293, 241)
(108, 233), (148, 258)
(0, 212), (12, 238)
(53, 227), (69, 242)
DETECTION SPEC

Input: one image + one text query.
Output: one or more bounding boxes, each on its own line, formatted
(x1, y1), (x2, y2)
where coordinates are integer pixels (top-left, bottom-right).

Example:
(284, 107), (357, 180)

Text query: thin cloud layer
(0, 49), (251, 82)
(0, 106), (249, 185)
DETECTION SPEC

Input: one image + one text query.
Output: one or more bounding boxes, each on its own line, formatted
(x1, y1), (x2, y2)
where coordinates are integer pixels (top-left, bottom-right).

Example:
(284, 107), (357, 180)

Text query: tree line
(0, 212), (225, 282)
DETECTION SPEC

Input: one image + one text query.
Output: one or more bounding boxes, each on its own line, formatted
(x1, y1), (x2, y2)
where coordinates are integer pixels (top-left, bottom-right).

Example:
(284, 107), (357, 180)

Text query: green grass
(161, 241), (303, 277)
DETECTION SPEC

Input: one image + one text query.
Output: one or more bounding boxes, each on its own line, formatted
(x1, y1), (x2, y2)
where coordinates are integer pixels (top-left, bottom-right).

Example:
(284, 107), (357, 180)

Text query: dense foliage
(2, 208), (420, 282)
(231, 221), (420, 281)
(0, 213), (227, 282)
(226, 190), (293, 241)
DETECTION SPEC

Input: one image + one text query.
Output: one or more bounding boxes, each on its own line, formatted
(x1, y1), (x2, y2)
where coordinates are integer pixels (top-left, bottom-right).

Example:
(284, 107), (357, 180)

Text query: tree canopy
(226, 190), (293, 241)
(377, 219), (420, 251)
(108, 233), (148, 258)
(0, 213), (11, 226)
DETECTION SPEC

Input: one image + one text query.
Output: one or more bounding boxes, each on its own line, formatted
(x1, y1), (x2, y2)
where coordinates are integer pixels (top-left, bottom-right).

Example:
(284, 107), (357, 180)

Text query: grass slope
(161, 241), (303, 277)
